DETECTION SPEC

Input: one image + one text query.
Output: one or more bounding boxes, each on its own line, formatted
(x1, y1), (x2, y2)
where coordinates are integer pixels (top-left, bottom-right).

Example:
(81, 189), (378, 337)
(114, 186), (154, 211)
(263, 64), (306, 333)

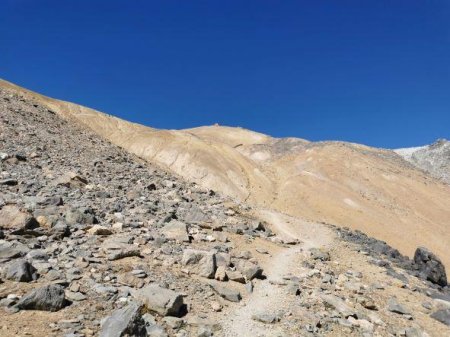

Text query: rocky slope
(0, 79), (449, 273)
(1, 81), (450, 336)
(395, 139), (450, 184)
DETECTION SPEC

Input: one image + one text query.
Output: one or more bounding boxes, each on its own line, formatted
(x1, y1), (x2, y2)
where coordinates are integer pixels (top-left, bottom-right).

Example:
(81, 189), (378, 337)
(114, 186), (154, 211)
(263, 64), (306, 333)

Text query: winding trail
(221, 209), (334, 337)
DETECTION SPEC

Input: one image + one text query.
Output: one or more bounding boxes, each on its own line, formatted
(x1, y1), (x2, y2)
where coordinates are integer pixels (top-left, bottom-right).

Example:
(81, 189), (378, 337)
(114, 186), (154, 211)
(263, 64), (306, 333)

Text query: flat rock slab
(210, 283), (241, 302)
(251, 313), (280, 324)
(0, 241), (30, 262)
(387, 297), (411, 315)
(161, 220), (190, 242)
(430, 308), (450, 326)
(100, 302), (147, 337)
(132, 284), (184, 317)
(321, 294), (356, 318)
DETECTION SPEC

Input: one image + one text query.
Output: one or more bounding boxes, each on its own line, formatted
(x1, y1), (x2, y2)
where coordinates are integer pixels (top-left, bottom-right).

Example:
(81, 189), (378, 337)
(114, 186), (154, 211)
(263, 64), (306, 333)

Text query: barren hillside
(1, 80), (450, 336)
(1, 78), (449, 273)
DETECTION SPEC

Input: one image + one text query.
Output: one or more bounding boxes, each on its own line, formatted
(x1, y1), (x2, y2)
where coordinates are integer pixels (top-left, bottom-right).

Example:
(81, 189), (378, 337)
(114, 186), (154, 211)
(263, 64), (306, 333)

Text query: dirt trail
(221, 209), (334, 337)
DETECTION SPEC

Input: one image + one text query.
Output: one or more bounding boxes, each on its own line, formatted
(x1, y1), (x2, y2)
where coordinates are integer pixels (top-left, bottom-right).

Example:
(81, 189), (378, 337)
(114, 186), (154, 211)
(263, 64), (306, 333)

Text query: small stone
(87, 225), (112, 235)
(214, 266), (227, 281)
(251, 313), (280, 324)
(210, 301), (222, 312)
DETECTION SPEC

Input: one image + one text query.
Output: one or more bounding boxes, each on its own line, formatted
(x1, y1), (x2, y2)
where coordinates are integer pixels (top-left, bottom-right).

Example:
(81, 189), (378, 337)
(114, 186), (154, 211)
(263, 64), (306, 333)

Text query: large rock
(0, 205), (39, 230)
(161, 220), (190, 242)
(182, 249), (217, 279)
(430, 308), (450, 326)
(100, 302), (147, 337)
(3, 259), (37, 282)
(387, 297), (411, 315)
(15, 284), (67, 311)
(0, 241), (30, 262)
(413, 247), (447, 286)
(132, 284), (184, 317)
(210, 283), (241, 302)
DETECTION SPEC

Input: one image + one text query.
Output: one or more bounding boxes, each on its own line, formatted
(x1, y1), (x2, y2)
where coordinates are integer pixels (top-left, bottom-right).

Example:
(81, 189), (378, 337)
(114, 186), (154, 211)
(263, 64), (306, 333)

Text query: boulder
(132, 284), (184, 317)
(100, 302), (147, 337)
(413, 247), (447, 286)
(4, 259), (37, 282)
(182, 249), (217, 279)
(15, 284), (67, 311)
(235, 260), (263, 281)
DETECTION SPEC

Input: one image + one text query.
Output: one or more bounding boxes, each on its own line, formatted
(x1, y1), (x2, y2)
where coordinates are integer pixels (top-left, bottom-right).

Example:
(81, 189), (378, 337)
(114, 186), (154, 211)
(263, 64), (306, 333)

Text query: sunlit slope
(2, 78), (449, 271)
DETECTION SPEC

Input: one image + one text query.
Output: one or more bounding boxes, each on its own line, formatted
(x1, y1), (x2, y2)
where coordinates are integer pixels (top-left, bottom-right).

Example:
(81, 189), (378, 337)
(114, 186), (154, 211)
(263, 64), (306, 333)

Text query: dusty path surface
(220, 209), (334, 337)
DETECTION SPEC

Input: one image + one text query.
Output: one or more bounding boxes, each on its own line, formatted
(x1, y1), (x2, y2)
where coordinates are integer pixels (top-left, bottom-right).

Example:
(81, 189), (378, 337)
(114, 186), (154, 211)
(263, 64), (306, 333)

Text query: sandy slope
(1, 78), (449, 272)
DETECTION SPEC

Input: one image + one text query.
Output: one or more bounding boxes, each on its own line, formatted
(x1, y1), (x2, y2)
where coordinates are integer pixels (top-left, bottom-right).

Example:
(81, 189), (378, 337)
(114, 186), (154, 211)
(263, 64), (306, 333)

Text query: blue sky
(1, 1), (449, 148)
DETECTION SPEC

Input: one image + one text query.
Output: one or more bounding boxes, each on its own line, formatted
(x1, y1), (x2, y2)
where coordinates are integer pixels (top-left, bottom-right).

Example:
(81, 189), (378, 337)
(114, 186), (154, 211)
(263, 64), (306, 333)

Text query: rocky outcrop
(414, 247), (447, 287)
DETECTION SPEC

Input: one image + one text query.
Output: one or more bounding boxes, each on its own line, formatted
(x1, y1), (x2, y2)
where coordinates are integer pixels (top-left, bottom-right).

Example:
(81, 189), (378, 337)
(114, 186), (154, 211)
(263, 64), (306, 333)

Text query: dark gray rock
(413, 247), (447, 287)
(0, 179), (18, 186)
(15, 284), (67, 311)
(4, 259), (37, 282)
(100, 302), (146, 337)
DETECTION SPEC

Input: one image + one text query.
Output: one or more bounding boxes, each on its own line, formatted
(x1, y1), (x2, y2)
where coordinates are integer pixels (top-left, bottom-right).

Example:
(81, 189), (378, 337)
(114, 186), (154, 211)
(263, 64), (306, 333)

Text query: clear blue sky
(1, 1), (449, 148)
